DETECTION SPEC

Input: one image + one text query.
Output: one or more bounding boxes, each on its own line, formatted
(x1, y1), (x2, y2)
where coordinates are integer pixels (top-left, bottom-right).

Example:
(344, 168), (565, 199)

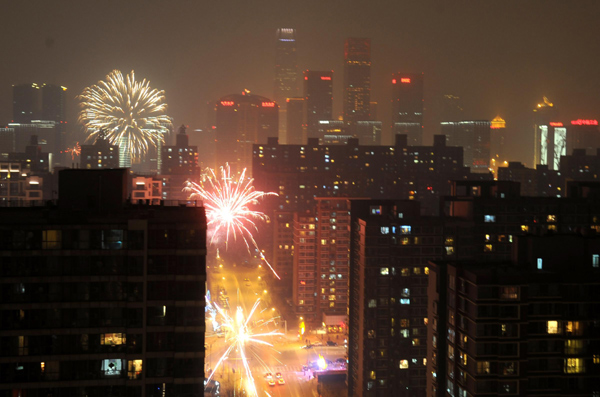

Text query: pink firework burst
(185, 164), (280, 279)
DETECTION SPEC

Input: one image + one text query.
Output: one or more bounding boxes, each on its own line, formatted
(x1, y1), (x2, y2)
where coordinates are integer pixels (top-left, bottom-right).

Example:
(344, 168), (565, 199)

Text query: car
(268, 379), (276, 386)
(326, 341), (338, 346)
(265, 373), (272, 381)
(275, 372), (282, 379)
(277, 378), (285, 385)
(301, 344), (313, 349)
(312, 341), (323, 346)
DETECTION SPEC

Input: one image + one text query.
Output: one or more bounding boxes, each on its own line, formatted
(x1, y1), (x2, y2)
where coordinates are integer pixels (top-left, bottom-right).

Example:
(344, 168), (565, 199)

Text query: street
(205, 258), (346, 396)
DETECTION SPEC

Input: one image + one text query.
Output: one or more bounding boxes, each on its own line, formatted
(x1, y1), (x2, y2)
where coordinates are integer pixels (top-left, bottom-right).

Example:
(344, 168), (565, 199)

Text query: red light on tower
(261, 102), (275, 107)
(571, 119), (598, 126)
(220, 101), (234, 106)
(304, 76), (308, 80)
(320, 76), (331, 81)
(400, 78), (411, 83)
(392, 79), (397, 84)
(549, 122), (563, 127)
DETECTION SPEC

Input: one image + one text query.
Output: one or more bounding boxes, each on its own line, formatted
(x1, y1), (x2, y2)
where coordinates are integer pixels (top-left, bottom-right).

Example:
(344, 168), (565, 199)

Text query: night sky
(2, 0), (600, 165)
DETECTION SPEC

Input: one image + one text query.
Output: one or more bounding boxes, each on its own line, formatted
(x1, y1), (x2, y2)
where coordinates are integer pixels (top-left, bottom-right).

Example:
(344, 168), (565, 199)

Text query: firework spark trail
(63, 142), (81, 160)
(185, 164), (280, 279)
(78, 70), (171, 161)
(205, 297), (283, 396)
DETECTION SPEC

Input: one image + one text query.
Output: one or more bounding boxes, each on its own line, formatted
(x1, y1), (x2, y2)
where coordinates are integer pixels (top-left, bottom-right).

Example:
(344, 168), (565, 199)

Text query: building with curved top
(214, 92), (279, 175)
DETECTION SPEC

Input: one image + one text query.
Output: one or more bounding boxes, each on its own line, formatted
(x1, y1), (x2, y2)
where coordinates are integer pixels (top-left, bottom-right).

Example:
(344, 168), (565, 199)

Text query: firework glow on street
(206, 297), (283, 396)
(77, 69), (172, 161)
(185, 164), (280, 279)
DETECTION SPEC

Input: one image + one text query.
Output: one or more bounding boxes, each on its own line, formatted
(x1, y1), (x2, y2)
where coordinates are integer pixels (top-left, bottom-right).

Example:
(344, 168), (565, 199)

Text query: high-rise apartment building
(356, 121), (382, 145)
(440, 94), (463, 122)
(0, 169), (207, 397)
(161, 125), (198, 176)
(392, 73), (424, 145)
(348, 199), (442, 397)
(215, 92), (278, 175)
(428, 234), (600, 397)
(12, 83), (41, 123)
(292, 198), (352, 329)
(253, 135), (473, 216)
(286, 97), (305, 144)
(81, 132), (120, 170)
(442, 121), (491, 172)
(304, 71), (333, 139)
(343, 38), (371, 124)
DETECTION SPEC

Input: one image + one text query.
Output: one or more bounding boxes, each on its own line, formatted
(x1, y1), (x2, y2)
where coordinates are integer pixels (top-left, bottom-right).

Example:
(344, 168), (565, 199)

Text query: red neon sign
(261, 102), (275, 107)
(220, 101), (234, 106)
(392, 79), (397, 84)
(400, 78), (411, 83)
(321, 76), (331, 80)
(549, 122), (563, 127)
(571, 119), (598, 126)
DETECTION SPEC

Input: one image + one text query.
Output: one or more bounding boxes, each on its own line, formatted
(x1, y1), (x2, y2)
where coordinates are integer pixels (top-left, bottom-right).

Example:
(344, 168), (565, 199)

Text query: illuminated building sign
(400, 78), (411, 83)
(549, 122), (563, 127)
(571, 119), (598, 126)
(490, 116), (506, 129)
(220, 101), (234, 106)
(261, 102), (275, 107)
(321, 76), (331, 81)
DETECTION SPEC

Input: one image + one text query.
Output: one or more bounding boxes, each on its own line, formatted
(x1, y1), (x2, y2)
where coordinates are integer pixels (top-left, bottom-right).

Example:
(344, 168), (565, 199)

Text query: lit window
(484, 215), (496, 222)
(484, 244), (493, 252)
(547, 320), (559, 334)
(401, 268), (410, 276)
(102, 359), (122, 377)
(521, 225), (529, 232)
(565, 358), (585, 374)
(500, 287), (518, 299)
(537, 258), (543, 270)
(380, 227), (390, 234)
(128, 359), (143, 380)
(101, 333), (125, 346)
(593, 254), (599, 268)
(477, 361), (490, 374)
(400, 299), (410, 305)
(445, 246), (454, 255)
(412, 338), (420, 346)
(566, 321), (583, 335)
(400, 226), (411, 234)
(424, 267), (429, 275)
(400, 329), (409, 338)
(547, 214), (556, 223)
(413, 267), (421, 275)
(594, 355), (599, 364)
(368, 299), (377, 308)
(399, 360), (409, 369)
(321, 239), (327, 245)
(42, 230), (61, 250)
(380, 267), (389, 275)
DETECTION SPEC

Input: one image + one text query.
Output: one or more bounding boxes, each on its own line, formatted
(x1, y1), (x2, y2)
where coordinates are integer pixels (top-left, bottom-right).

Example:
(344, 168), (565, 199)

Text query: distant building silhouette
(392, 72), (424, 145)
(304, 71), (333, 139)
(343, 38), (371, 124)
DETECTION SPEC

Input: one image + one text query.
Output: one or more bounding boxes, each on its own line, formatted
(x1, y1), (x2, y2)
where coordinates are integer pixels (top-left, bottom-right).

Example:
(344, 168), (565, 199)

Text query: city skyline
(2, 1), (600, 165)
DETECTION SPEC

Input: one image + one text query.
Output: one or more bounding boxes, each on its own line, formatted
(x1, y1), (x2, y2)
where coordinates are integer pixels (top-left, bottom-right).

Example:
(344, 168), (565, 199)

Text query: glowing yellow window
(547, 321), (559, 334)
(564, 358), (585, 374)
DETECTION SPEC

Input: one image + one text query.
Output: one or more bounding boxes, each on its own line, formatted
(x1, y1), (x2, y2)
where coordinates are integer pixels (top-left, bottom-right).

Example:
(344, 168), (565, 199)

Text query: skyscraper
(490, 116), (507, 171)
(12, 83), (40, 123)
(274, 28), (299, 142)
(215, 92), (279, 175)
(533, 97), (559, 166)
(304, 70), (333, 139)
(442, 120), (491, 172)
(286, 97), (305, 144)
(392, 72), (424, 145)
(343, 38), (371, 124)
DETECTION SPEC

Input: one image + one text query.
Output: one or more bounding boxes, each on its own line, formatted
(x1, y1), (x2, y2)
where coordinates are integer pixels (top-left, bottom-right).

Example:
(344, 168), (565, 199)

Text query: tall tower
(274, 28), (299, 142)
(490, 116), (507, 171)
(392, 72), (424, 145)
(286, 97), (305, 144)
(343, 38), (371, 124)
(12, 83), (41, 123)
(533, 97), (559, 166)
(304, 70), (333, 139)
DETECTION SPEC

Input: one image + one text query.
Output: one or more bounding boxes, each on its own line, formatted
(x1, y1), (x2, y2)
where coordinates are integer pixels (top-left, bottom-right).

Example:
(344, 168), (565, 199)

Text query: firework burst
(62, 142), (81, 160)
(185, 164), (280, 279)
(206, 298), (283, 396)
(78, 70), (171, 161)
